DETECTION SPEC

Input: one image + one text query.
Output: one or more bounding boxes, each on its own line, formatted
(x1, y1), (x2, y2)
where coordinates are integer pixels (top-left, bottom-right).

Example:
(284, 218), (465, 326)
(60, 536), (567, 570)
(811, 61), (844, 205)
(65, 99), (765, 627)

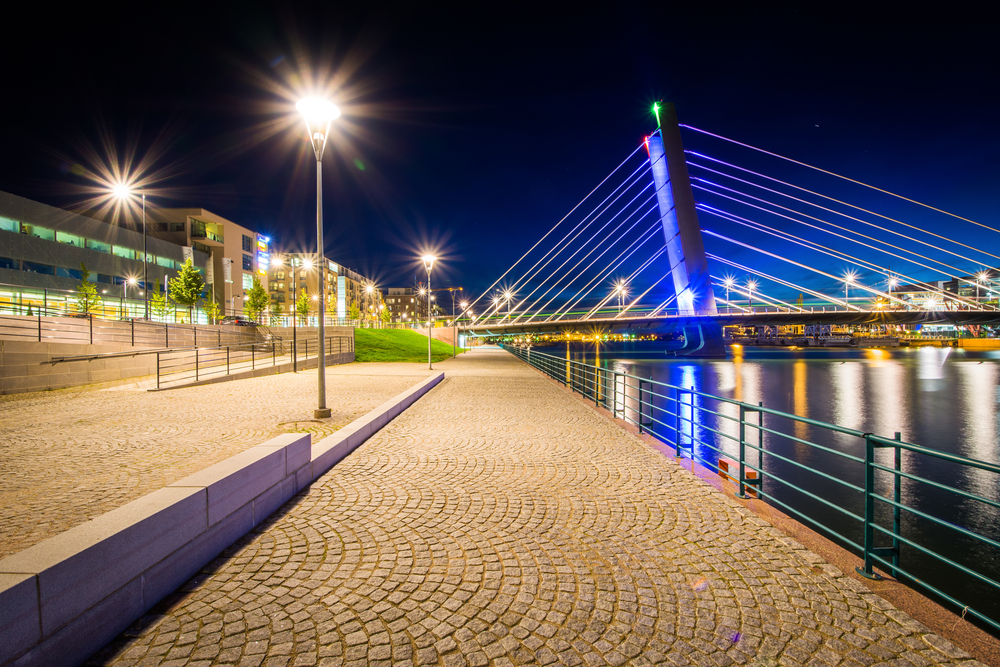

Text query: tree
(243, 275), (269, 322)
(76, 263), (101, 314)
(269, 301), (283, 326)
(348, 300), (361, 322)
(380, 301), (390, 327)
(169, 258), (205, 323)
(149, 282), (169, 321)
(295, 290), (311, 325)
(203, 298), (221, 325)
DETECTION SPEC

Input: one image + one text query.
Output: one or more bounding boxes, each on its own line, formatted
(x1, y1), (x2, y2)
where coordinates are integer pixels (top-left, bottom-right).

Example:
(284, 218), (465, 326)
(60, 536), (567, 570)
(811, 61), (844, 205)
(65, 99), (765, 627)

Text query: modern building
(384, 287), (430, 324)
(148, 208), (269, 316)
(267, 253), (381, 322)
(0, 190), (210, 316)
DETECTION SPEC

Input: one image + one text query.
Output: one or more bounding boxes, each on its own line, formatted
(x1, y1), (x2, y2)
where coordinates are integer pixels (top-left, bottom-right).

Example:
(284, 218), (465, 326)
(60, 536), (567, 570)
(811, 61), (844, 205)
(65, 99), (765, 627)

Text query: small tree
(169, 258), (205, 323)
(203, 298), (221, 325)
(295, 290), (311, 325)
(348, 300), (361, 322)
(243, 275), (269, 323)
(149, 282), (169, 321)
(76, 263), (101, 314)
(380, 302), (390, 327)
(269, 301), (283, 326)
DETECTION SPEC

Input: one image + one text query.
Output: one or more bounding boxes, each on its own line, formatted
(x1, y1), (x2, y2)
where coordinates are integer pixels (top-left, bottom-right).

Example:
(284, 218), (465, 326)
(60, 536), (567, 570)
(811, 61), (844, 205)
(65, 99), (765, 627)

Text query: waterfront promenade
(87, 348), (988, 667)
(0, 364), (435, 558)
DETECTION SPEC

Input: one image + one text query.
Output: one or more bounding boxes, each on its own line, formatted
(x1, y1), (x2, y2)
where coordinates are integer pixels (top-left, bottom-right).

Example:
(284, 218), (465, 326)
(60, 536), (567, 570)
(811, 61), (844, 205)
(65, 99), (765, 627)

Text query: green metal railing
(506, 344), (1000, 633)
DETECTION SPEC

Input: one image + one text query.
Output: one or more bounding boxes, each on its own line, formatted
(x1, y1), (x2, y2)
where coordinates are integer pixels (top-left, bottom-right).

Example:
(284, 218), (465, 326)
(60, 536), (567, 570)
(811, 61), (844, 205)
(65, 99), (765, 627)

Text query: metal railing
(0, 312), (259, 348)
(506, 345), (1000, 634)
(155, 334), (354, 389)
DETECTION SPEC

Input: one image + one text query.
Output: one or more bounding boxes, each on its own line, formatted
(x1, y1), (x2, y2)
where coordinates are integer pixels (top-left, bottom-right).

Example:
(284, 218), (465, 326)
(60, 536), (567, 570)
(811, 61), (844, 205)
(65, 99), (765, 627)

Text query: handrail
(505, 344), (1000, 634)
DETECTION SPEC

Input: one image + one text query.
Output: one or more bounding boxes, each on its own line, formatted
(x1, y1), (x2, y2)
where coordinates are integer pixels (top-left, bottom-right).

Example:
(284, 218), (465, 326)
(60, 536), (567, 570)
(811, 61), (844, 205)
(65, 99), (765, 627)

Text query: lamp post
(723, 276), (735, 313)
(296, 96), (340, 419)
(843, 271), (857, 310)
(746, 279), (757, 311)
(423, 255), (436, 369)
(111, 186), (149, 318)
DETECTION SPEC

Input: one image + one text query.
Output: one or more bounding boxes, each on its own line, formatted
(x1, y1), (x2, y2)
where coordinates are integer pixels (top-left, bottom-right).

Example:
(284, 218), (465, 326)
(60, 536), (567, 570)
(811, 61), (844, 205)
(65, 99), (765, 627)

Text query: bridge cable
(680, 125), (1000, 234)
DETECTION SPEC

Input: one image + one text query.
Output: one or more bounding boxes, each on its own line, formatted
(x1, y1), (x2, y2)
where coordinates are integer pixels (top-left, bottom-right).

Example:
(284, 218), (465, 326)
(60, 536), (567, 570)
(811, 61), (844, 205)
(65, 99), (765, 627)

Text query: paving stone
(0, 363), (433, 557)
(83, 350), (976, 666)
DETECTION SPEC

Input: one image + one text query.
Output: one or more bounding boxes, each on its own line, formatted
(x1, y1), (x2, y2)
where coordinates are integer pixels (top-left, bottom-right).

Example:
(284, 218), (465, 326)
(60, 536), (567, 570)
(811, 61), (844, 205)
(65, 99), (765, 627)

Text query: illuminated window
(0, 217), (17, 233)
(242, 273), (253, 290)
(112, 246), (136, 259)
(56, 231), (82, 246)
(86, 239), (111, 254)
(242, 254), (252, 271)
(20, 224), (54, 241)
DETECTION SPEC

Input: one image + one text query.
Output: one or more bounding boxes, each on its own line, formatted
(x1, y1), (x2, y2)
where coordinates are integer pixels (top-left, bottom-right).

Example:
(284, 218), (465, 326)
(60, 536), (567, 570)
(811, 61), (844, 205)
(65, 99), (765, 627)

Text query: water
(550, 342), (1000, 631)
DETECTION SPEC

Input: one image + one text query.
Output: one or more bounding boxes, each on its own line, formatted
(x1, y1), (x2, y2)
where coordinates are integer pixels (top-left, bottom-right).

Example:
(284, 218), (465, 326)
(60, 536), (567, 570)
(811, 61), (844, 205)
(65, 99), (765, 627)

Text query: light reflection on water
(559, 342), (1000, 625)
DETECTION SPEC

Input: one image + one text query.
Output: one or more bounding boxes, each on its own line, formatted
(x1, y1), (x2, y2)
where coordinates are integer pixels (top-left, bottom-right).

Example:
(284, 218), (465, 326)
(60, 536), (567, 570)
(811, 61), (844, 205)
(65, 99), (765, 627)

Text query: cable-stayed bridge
(459, 103), (1000, 356)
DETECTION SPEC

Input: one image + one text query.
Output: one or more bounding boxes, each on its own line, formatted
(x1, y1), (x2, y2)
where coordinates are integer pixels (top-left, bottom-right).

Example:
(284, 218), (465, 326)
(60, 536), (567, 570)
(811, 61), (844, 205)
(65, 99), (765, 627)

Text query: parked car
(220, 315), (256, 326)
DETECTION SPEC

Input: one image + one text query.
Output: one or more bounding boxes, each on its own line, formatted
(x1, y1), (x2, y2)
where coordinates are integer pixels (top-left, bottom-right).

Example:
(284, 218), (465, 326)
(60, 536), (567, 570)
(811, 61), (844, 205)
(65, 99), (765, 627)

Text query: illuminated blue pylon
(647, 102), (718, 317)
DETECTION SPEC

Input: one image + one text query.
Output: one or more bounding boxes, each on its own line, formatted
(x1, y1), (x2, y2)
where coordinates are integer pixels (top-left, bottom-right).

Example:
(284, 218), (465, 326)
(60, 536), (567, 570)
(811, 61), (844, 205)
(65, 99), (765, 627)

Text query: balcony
(190, 221), (224, 246)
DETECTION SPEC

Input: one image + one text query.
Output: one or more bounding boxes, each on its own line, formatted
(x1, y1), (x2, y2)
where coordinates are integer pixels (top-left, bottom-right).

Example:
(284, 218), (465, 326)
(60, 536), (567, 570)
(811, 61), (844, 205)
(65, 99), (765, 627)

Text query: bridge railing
(505, 344), (1000, 634)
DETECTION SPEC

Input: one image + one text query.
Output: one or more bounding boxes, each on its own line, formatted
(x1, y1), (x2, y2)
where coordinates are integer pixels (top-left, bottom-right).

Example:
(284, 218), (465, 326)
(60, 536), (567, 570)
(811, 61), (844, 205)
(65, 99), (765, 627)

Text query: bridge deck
(91, 349), (988, 666)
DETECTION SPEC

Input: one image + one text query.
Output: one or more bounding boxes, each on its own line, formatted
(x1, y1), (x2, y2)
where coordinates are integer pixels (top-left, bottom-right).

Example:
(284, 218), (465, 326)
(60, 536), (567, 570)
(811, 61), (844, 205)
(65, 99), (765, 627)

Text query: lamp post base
(314, 408), (332, 419)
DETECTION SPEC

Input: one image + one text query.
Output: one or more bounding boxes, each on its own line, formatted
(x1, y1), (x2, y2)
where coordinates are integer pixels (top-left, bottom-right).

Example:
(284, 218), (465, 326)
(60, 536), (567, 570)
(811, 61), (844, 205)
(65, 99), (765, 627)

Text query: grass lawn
(354, 328), (463, 363)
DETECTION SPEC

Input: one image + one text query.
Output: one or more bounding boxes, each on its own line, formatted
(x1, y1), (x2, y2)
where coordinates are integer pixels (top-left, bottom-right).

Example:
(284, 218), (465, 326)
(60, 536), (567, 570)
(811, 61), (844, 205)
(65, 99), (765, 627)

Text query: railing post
(165, 323), (169, 348)
(273, 342), (276, 366)
(156, 353), (161, 390)
(736, 403), (748, 498)
(637, 379), (644, 435)
(37, 313), (42, 342)
(757, 401), (763, 496)
(856, 434), (883, 580)
(252, 343), (255, 370)
(195, 348), (199, 382)
(893, 431), (901, 577)
(89, 314), (93, 345)
(674, 388), (682, 456)
(131, 320), (135, 347)
(227, 346), (230, 374)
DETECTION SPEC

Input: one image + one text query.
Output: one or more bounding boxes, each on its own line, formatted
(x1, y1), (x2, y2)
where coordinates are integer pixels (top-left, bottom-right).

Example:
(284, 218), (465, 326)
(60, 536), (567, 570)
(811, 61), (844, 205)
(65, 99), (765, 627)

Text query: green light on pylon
(652, 102), (661, 127)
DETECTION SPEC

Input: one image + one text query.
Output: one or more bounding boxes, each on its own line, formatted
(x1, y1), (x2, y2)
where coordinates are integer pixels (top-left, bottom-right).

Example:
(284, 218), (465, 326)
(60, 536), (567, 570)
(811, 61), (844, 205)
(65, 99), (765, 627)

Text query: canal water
(556, 342), (1000, 631)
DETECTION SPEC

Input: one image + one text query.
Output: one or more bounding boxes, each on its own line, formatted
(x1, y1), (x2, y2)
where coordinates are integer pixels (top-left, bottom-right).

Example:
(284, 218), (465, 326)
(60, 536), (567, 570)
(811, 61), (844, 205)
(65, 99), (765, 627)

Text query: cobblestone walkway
(0, 364), (434, 557)
(90, 349), (985, 667)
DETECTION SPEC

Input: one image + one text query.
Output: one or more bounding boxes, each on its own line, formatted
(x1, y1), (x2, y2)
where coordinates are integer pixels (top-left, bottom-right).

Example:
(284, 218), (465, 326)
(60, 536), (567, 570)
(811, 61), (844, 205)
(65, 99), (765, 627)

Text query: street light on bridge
(723, 276), (735, 313)
(746, 279), (758, 311)
(843, 270), (858, 309)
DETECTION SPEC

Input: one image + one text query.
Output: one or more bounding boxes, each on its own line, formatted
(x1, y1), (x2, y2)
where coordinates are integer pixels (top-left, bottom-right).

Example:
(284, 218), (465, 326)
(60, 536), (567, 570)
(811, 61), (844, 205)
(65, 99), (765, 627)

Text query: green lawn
(354, 328), (463, 363)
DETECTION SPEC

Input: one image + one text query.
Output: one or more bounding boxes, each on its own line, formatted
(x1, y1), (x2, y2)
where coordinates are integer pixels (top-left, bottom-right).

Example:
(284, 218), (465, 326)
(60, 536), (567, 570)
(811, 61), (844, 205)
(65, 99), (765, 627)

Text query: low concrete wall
(0, 371), (444, 667)
(0, 340), (159, 394)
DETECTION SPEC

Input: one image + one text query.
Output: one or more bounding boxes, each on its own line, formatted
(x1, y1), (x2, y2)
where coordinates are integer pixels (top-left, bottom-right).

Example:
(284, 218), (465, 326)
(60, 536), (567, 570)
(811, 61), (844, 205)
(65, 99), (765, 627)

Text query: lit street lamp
(296, 96), (340, 419)
(422, 255), (436, 369)
(723, 276), (735, 313)
(746, 279), (757, 311)
(112, 186), (149, 319)
(843, 270), (858, 309)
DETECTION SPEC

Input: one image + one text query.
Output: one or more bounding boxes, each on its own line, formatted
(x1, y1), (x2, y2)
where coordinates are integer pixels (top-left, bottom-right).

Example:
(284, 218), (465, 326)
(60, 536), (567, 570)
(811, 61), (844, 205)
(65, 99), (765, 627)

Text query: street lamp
(112, 185), (149, 319)
(746, 279), (757, 311)
(613, 280), (628, 315)
(422, 255), (436, 370)
(843, 270), (858, 309)
(503, 289), (514, 322)
(296, 96), (340, 419)
(977, 271), (989, 307)
(888, 275), (898, 309)
(723, 276), (735, 313)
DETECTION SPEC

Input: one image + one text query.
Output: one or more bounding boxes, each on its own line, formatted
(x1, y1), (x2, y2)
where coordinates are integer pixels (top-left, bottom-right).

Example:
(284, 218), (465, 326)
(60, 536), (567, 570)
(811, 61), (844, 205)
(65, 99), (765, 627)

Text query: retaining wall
(0, 372), (445, 667)
(0, 340), (160, 394)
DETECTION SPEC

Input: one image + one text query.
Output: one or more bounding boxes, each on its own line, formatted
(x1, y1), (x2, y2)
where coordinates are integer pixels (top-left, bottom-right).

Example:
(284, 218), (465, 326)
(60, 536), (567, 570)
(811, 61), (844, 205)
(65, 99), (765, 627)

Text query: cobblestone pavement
(0, 363), (434, 558)
(90, 349), (986, 667)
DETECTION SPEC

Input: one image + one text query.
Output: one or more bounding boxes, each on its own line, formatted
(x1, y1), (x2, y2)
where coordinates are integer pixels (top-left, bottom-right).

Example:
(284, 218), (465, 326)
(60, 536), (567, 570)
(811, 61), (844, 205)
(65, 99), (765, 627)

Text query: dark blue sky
(3, 4), (998, 307)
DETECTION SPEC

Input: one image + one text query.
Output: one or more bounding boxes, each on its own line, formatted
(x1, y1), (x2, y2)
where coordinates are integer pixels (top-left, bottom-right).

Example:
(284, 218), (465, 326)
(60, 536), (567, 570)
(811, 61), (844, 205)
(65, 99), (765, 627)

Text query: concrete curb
(0, 371), (445, 667)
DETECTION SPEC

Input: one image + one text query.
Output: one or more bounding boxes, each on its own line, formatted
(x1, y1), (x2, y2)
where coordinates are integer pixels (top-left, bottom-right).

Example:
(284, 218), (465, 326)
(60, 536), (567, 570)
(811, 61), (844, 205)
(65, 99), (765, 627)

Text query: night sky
(4, 5), (999, 310)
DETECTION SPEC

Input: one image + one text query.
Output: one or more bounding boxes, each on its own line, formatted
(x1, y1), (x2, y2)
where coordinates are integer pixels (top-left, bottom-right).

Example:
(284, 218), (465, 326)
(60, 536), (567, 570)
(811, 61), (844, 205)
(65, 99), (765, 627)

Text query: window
(56, 266), (84, 280)
(242, 254), (252, 271)
(20, 224), (55, 241)
(57, 231), (83, 246)
(156, 256), (173, 269)
(86, 239), (111, 254)
(242, 235), (253, 252)
(0, 257), (17, 269)
(0, 217), (17, 233)
(242, 273), (253, 290)
(112, 246), (135, 259)
(22, 261), (55, 275)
